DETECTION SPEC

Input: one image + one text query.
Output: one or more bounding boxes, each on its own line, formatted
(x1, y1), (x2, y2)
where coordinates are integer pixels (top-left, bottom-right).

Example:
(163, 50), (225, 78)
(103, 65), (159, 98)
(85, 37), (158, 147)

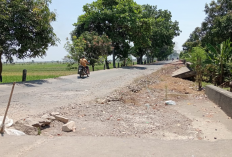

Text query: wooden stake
(0, 82), (16, 134)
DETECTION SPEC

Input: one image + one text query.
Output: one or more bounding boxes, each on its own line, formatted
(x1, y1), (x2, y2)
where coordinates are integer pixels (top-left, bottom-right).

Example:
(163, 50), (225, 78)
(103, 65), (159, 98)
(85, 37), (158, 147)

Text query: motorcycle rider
(80, 56), (90, 74)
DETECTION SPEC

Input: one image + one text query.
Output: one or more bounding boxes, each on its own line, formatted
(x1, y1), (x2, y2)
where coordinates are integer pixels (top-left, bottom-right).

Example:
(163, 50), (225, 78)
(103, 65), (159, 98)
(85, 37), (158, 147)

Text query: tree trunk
(105, 59), (110, 69)
(92, 65), (94, 71)
(0, 53), (2, 82)
(113, 50), (116, 68)
(147, 55), (150, 64)
(137, 57), (140, 64)
(214, 70), (217, 86)
(196, 57), (202, 90)
(139, 54), (143, 64)
(229, 81), (232, 92)
(220, 63), (224, 85)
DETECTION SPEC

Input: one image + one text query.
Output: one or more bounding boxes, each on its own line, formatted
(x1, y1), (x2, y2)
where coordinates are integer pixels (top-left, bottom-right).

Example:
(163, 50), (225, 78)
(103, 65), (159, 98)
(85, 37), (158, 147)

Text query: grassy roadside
(202, 82), (213, 88)
(1, 62), (137, 84)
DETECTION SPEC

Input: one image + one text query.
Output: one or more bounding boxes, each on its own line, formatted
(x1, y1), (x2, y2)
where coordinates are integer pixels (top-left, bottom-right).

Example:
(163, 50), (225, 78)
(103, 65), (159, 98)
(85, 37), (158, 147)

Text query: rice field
(1, 62), (135, 84)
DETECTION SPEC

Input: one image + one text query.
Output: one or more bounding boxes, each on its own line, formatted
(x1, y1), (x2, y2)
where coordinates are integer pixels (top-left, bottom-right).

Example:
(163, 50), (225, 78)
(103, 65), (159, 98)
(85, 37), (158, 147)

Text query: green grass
(1, 63), (75, 83)
(202, 82), (213, 87)
(1, 62), (137, 84)
(202, 81), (231, 90)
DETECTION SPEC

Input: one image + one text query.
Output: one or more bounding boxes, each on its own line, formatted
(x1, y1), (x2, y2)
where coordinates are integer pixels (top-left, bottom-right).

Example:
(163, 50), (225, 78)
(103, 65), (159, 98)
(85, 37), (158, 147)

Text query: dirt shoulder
(39, 63), (232, 142)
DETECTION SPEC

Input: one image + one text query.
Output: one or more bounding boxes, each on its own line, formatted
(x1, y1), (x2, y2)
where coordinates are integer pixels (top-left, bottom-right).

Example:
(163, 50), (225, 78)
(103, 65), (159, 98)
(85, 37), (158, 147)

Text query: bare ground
(37, 63), (232, 141)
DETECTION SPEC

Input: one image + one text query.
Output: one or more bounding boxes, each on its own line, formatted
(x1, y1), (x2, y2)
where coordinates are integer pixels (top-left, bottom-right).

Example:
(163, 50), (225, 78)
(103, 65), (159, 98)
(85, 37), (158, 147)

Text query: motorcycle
(78, 65), (89, 78)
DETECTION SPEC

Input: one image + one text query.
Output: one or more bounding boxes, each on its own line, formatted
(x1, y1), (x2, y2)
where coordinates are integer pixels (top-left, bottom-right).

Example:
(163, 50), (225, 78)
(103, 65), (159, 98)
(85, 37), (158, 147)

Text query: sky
(12, 0), (212, 62)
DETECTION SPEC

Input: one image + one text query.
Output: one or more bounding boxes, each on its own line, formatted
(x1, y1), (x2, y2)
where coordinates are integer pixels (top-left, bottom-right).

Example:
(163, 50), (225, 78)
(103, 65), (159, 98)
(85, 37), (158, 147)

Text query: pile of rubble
(30, 63), (209, 139)
(13, 112), (76, 135)
(96, 95), (122, 104)
(127, 85), (142, 93)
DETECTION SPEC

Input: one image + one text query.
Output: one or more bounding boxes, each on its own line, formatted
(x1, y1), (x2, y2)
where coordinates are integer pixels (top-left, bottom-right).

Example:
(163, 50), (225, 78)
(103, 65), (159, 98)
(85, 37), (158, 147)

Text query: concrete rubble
(50, 112), (60, 116)
(96, 99), (107, 104)
(127, 85), (141, 93)
(96, 95), (122, 104)
(13, 117), (52, 135)
(54, 115), (69, 123)
(13, 121), (38, 135)
(172, 66), (196, 79)
(11, 111), (73, 135)
(41, 114), (56, 121)
(62, 121), (76, 132)
(106, 95), (121, 102)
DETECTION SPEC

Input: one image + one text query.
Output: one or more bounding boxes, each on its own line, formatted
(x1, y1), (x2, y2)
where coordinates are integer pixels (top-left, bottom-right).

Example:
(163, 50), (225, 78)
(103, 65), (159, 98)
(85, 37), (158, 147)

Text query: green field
(1, 62), (135, 84)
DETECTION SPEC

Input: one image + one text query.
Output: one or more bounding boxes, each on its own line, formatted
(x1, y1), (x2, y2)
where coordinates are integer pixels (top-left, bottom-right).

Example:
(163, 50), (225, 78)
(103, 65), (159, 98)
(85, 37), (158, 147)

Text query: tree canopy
(183, 0), (232, 50)
(0, 0), (58, 82)
(65, 31), (113, 67)
(70, 1), (180, 65)
(182, 0), (232, 87)
(69, 0), (148, 68)
(141, 5), (181, 61)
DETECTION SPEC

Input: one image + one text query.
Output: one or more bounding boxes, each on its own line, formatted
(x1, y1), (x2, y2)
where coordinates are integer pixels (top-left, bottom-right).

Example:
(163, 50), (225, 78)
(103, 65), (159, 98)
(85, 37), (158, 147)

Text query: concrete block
(172, 67), (196, 79)
(205, 85), (232, 117)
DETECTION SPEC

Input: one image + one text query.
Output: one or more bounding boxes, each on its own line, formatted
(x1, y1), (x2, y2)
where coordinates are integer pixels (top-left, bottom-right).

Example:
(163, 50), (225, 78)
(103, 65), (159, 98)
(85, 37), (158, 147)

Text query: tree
(155, 45), (174, 61)
(206, 39), (232, 85)
(63, 55), (75, 63)
(185, 47), (207, 90)
(71, 0), (152, 68)
(65, 31), (113, 69)
(182, 27), (202, 51)
(201, 0), (232, 46)
(133, 4), (181, 63)
(62, 55), (75, 70)
(81, 31), (113, 69)
(64, 36), (86, 64)
(179, 51), (188, 59)
(184, 0), (232, 50)
(0, 0), (58, 82)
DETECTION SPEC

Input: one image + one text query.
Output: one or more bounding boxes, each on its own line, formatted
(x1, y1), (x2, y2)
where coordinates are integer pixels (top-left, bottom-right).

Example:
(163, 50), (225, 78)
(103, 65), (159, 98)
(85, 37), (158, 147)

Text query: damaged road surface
(0, 62), (168, 121)
(1, 61), (232, 157)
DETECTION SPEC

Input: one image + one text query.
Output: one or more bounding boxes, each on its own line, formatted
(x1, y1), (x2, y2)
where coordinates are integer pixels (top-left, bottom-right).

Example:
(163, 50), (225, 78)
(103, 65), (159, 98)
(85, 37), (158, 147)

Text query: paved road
(1, 61), (232, 157)
(0, 61), (169, 121)
(1, 135), (232, 157)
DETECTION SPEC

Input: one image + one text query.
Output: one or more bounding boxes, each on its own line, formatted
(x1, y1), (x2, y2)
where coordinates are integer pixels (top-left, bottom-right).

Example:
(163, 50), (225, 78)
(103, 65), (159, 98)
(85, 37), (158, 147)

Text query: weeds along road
(0, 61), (170, 121)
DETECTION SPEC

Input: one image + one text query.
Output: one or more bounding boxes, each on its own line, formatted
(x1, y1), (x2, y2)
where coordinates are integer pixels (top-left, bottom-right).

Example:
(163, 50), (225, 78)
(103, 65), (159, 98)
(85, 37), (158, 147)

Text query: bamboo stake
(0, 82), (16, 134)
